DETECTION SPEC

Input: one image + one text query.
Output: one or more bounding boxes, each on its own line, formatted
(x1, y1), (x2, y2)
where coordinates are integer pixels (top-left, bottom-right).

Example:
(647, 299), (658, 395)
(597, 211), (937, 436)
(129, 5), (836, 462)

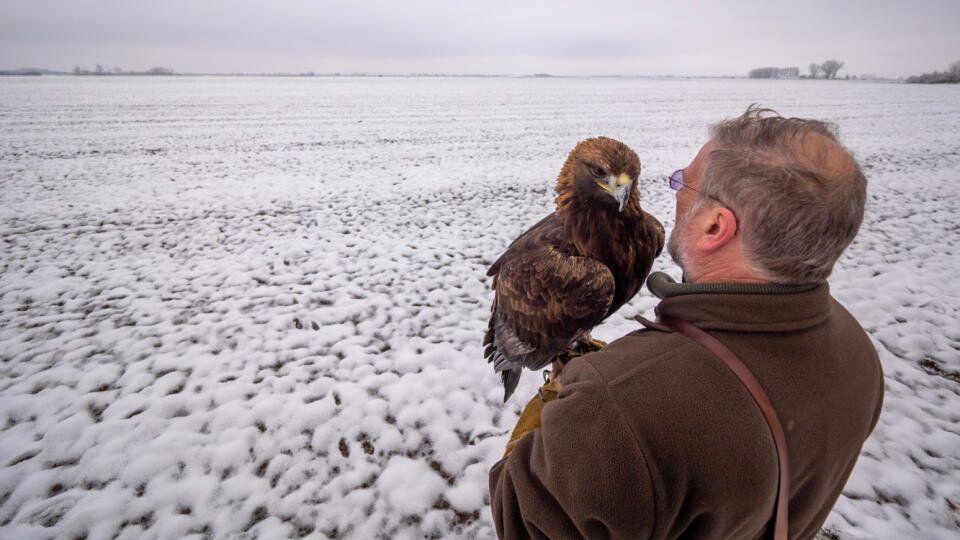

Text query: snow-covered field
(0, 76), (958, 539)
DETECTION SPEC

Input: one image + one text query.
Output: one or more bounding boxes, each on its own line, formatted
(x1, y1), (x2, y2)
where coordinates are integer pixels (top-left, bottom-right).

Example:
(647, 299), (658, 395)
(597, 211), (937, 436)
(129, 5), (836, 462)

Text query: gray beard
(666, 227), (683, 268)
(667, 213), (690, 275)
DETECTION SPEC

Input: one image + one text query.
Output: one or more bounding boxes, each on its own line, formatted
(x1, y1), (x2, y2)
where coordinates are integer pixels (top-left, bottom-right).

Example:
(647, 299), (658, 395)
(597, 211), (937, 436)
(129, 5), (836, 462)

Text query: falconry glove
(503, 372), (563, 457)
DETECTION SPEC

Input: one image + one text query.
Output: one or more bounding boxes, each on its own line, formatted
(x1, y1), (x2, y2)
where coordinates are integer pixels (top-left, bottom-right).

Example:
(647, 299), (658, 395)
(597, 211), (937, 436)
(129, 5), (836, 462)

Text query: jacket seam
(605, 335), (701, 387)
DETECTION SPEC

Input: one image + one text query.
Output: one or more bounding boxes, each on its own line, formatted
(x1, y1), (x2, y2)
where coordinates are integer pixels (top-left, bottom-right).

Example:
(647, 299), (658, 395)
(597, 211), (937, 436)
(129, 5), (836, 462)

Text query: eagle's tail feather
(501, 368), (521, 402)
(485, 311), (523, 401)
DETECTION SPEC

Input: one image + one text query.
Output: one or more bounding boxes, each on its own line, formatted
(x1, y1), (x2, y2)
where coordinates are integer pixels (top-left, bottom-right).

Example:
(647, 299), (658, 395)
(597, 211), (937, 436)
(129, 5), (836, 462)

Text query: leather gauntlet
(503, 375), (563, 457)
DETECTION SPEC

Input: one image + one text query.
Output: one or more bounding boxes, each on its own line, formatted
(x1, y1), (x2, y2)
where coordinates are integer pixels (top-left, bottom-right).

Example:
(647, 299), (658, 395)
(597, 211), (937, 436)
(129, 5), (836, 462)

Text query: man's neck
(679, 238), (772, 284)
(690, 271), (770, 284)
(684, 257), (771, 284)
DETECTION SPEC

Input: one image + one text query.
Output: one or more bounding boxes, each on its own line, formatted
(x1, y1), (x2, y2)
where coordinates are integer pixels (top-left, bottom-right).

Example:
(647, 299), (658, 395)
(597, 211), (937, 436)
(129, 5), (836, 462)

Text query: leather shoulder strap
(660, 315), (790, 540)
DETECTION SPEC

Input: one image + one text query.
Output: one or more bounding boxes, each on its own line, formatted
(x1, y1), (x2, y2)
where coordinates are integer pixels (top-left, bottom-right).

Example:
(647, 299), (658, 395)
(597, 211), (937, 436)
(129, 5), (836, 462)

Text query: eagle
(484, 137), (664, 401)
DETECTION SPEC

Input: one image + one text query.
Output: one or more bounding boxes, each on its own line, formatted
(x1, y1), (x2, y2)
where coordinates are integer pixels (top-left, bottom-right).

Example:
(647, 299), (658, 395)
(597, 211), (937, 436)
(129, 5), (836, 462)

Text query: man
(488, 106), (885, 539)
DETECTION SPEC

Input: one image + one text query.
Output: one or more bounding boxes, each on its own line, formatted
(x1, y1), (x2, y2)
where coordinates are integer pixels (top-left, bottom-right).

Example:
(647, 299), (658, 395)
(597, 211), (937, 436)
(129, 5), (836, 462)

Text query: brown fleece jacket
(489, 274), (884, 539)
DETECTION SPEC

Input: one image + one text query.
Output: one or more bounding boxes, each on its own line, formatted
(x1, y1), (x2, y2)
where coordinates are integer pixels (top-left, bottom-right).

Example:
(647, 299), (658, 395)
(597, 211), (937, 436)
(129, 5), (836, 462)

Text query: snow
(1, 75), (958, 539)
(377, 456), (447, 515)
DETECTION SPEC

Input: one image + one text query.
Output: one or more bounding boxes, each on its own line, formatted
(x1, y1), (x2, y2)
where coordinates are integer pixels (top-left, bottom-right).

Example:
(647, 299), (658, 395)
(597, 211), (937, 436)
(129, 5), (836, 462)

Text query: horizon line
(0, 68), (905, 81)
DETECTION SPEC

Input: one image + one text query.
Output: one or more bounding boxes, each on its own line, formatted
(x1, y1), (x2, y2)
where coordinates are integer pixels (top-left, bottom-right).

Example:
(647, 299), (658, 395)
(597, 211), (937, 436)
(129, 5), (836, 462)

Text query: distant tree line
(750, 59), (845, 80)
(748, 66), (799, 79)
(906, 61), (960, 84)
(72, 65), (176, 76)
(0, 67), (62, 76)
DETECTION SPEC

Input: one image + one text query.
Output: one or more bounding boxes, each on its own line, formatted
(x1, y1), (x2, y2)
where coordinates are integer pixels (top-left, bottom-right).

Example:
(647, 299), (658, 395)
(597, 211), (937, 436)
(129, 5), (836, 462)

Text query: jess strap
(659, 315), (790, 540)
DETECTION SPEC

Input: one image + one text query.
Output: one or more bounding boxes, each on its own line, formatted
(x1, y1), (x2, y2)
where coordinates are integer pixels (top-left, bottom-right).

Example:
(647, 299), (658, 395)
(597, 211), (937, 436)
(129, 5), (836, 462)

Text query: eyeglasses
(667, 169), (729, 207)
(668, 169), (699, 193)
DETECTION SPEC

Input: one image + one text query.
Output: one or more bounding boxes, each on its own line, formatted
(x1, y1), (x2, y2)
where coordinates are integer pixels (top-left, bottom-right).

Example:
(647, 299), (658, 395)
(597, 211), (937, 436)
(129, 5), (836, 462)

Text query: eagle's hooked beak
(613, 174), (632, 212)
(597, 173), (633, 212)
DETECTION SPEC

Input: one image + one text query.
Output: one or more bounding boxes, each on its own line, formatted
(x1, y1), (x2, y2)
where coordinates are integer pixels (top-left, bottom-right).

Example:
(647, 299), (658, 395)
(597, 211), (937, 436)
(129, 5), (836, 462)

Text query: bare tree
(821, 59), (845, 79)
(950, 60), (960, 76)
(808, 63), (821, 78)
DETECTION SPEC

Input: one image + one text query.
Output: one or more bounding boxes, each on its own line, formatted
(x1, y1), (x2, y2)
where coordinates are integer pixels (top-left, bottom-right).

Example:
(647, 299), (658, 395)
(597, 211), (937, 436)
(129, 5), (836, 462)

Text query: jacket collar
(646, 272), (830, 333)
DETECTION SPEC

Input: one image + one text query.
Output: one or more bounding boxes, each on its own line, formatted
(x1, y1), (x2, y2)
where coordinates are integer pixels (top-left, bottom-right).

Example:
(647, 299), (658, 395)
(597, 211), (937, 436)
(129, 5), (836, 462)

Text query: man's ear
(695, 207), (737, 253)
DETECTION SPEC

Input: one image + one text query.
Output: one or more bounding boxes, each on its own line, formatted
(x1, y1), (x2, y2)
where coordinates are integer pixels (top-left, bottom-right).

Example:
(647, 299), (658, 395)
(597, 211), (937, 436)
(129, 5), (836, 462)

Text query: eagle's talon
(568, 337), (607, 357)
(586, 337), (607, 351)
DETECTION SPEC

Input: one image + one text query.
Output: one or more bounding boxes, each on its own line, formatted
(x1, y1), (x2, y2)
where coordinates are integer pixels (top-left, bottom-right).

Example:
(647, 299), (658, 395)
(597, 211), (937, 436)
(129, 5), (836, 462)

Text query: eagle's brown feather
(484, 137), (665, 401)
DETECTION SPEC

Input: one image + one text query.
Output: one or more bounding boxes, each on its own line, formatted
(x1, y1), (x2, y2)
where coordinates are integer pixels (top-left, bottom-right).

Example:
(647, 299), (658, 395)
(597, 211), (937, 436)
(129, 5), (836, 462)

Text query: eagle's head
(554, 137), (642, 215)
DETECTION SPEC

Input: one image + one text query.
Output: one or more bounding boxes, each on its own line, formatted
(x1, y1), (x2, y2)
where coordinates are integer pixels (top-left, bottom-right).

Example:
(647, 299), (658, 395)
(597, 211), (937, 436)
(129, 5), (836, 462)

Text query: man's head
(667, 105), (867, 284)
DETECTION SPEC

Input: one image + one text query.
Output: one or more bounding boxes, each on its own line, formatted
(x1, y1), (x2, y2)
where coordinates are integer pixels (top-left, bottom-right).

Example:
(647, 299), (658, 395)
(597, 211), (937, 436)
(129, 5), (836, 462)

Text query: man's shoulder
(562, 324), (717, 398)
(557, 322), (784, 537)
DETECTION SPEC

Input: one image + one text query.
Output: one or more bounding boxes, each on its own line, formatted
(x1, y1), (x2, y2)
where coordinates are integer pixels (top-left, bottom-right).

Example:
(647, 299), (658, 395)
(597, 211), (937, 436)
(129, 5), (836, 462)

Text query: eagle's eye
(588, 165), (606, 179)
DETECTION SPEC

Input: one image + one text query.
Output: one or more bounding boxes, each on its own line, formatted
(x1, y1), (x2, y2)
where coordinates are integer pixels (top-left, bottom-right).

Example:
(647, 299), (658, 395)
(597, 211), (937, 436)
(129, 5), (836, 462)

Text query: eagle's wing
(484, 240), (615, 399)
(651, 211), (666, 257)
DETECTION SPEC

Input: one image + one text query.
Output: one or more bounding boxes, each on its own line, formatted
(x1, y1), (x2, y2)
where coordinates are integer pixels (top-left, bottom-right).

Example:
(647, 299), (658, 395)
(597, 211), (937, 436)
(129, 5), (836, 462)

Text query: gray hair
(701, 105), (867, 284)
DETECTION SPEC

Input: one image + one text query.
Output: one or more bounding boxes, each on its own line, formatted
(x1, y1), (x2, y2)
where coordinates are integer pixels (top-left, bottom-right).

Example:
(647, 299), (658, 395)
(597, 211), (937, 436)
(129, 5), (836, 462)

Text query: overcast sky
(1, 0), (958, 77)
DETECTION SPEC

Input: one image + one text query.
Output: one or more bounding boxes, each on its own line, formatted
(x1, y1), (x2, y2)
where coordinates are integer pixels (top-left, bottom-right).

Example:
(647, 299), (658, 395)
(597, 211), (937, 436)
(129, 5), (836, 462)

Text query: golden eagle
(484, 137), (664, 401)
